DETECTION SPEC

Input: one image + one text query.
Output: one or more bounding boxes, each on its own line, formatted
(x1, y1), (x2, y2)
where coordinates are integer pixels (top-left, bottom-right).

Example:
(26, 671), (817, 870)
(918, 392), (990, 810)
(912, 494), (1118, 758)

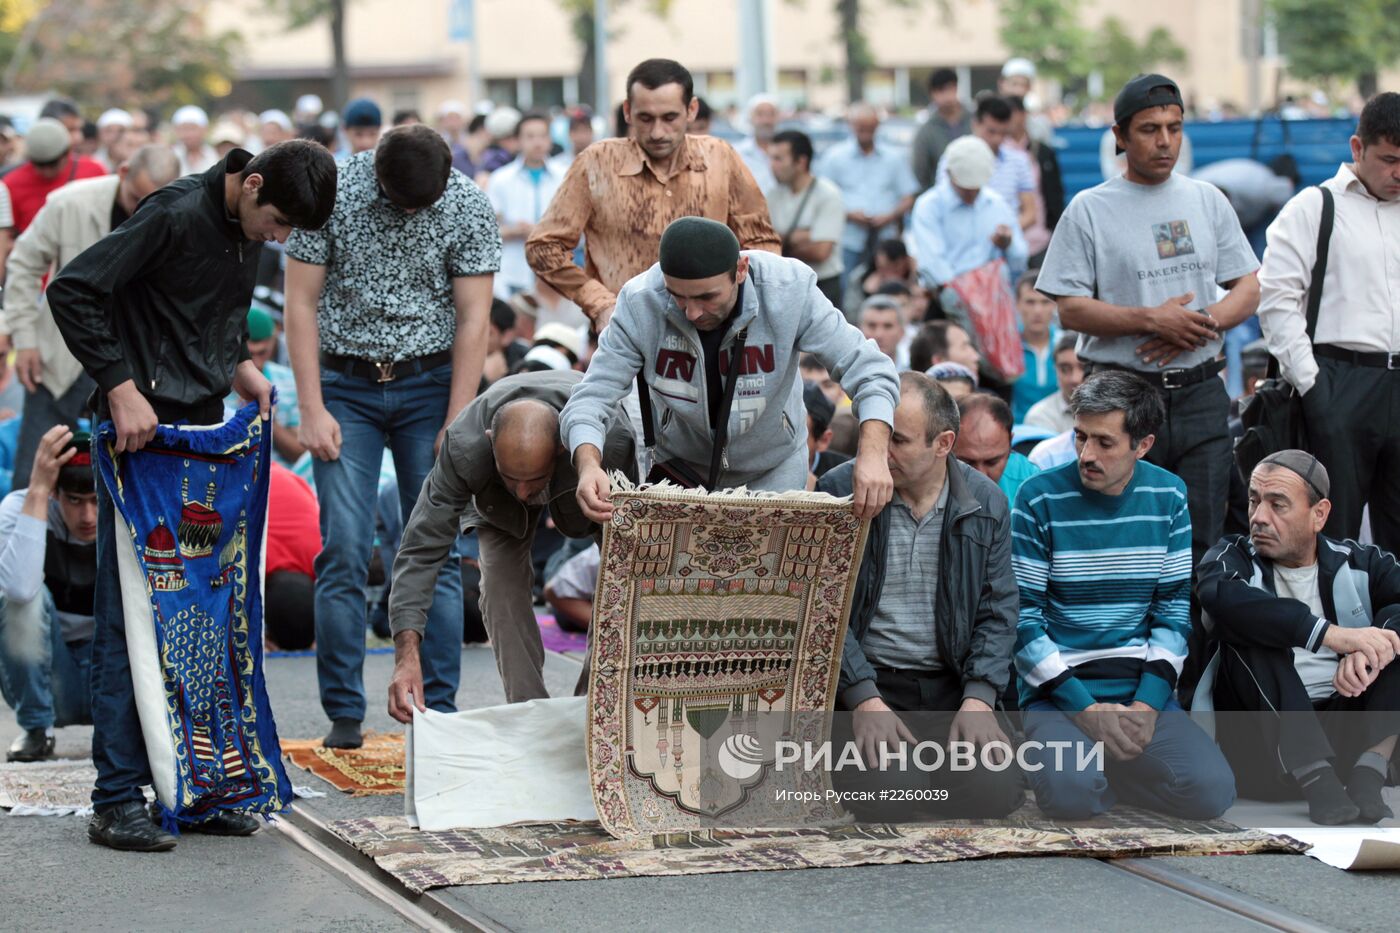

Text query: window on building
(705, 72), (737, 110)
(968, 65), (1002, 98)
(864, 68), (897, 108)
(777, 69), (808, 110)
(486, 78), (518, 107)
(531, 77), (566, 110)
(390, 87), (420, 118)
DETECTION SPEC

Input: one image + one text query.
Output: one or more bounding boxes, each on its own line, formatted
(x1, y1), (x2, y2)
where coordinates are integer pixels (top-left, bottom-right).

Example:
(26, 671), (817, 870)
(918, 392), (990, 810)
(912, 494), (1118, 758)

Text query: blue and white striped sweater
(1011, 460), (1192, 712)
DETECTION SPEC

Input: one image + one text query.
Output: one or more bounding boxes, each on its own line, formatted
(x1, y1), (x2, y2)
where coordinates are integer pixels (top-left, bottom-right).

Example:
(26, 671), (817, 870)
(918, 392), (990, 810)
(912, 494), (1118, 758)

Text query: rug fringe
(609, 471), (851, 504)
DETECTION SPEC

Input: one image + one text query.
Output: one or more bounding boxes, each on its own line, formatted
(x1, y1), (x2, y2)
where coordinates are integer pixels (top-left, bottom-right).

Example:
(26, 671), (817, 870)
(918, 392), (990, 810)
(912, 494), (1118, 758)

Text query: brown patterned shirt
(525, 135), (780, 323)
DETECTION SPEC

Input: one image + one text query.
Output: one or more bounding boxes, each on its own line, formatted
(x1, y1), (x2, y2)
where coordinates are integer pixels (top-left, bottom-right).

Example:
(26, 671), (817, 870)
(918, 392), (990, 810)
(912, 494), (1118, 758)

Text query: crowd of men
(0, 56), (1396, 853)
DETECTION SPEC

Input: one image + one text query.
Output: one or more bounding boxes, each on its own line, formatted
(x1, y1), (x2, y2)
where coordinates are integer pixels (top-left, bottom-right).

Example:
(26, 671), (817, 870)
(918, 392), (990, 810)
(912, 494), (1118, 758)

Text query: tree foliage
(996, 0), (1089, 85)
(835, 0), (943, 103)
(1270, 0), (1400, 98)
(1092, 18), (1187, 98)
(999, 0), (1188, 100)
(0, 0), (240, 107)
(264, 0), (350, 111)
(555, 0), (673, 111)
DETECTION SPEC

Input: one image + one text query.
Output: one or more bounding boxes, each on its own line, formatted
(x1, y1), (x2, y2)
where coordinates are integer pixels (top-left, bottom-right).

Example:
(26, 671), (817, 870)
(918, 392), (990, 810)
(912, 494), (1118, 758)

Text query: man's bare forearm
(1058, 296), (1156, 338)
(1206, 275), (1261, 331)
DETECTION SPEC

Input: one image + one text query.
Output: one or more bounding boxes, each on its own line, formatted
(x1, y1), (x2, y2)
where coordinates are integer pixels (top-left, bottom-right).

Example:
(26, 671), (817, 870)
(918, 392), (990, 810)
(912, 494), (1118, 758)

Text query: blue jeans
(91, 480), (153, 809)
(0, 589), (92, 731)
(312, 364), (463, 721)
(1022, 697), (1237, 820)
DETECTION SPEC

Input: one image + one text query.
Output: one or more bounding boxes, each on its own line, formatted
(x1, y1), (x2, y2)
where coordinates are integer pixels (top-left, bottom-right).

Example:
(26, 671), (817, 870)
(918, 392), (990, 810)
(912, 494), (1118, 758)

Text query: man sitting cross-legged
(1196, 450), (1400, 825)
(820, 372), (1024, 819)
(1012, 370), (1235, 819)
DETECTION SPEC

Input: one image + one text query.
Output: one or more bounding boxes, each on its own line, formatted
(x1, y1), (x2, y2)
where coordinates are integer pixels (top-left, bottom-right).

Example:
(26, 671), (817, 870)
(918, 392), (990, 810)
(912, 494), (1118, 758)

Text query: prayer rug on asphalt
(282, 732), (406, 796)
(0, 760), (101, 815)
(97, 403), (290, 827)
(327, 808), (1309, 892)
(588, 480), (868, 839)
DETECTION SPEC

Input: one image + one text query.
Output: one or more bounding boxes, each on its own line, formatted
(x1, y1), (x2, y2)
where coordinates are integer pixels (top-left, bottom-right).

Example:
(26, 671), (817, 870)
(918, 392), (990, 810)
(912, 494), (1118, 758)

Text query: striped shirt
(1011, 460), (1192, 711)
(861, 481), (949, 671)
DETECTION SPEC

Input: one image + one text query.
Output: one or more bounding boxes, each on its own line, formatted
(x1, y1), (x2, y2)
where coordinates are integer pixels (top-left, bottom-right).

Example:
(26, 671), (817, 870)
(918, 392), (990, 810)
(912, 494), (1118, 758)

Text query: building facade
(205, 0), (1276, 118)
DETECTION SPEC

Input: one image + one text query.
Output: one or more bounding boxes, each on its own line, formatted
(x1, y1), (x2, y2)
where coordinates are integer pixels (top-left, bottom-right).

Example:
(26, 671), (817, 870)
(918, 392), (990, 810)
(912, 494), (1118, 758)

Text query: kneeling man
(820, 372), (1024, 819)
(1197, 450), (1400, 824)
(1, 427), (96, 761)
(1012, 371), (1235, 819)
(388, 370), (635, 717)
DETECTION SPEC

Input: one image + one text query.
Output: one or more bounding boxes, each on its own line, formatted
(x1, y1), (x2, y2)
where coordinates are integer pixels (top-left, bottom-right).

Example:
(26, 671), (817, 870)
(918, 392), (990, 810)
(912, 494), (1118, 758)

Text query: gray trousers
(12, 374), (96, 491)
(476, 508), (550, 703)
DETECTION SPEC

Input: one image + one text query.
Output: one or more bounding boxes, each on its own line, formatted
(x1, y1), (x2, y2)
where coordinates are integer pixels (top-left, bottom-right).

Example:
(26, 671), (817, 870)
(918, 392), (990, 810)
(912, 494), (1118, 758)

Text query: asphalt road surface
(6, 645), (1399, 932)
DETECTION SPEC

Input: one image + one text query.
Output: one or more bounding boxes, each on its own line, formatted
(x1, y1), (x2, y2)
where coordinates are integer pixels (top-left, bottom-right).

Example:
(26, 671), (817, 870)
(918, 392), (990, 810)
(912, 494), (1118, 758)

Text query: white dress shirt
(1258, 163), (1400, 394)
(487, 159), (566, 295)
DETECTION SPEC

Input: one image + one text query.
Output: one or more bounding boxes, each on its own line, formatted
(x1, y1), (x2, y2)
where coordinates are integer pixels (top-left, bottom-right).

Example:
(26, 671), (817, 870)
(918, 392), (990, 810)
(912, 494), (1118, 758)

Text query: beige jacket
(1, 175), (121, 398)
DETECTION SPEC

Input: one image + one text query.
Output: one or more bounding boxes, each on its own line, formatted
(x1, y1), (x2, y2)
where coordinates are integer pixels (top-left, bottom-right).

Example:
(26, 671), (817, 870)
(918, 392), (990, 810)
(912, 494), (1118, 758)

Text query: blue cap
(343, 98), (382, 128)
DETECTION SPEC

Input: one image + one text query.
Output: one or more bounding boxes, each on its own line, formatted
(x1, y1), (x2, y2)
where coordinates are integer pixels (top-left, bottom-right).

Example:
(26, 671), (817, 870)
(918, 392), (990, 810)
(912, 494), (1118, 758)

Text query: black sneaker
(88, 801), (177, 852)
(186, 811), (261, 836)
(6, 728), (55, 762)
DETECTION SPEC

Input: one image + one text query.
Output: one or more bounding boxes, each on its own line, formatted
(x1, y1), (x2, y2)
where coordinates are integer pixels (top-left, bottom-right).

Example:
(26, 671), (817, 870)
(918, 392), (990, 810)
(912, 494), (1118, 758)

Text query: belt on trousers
(1083, 357), (1225, 390)
(320, 350), (453, 383)
(1314, 344), (1400, 370)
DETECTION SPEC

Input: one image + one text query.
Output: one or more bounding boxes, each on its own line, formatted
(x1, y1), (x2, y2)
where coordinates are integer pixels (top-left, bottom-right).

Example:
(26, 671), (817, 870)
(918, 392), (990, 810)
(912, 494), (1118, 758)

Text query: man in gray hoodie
(562, 217), (900, 521)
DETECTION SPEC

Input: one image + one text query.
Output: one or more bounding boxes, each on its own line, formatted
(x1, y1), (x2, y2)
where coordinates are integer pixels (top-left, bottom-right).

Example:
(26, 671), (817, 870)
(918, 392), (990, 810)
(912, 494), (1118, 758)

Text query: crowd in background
(0, 59), (1346, 656)
(1, 51), (1397, 833)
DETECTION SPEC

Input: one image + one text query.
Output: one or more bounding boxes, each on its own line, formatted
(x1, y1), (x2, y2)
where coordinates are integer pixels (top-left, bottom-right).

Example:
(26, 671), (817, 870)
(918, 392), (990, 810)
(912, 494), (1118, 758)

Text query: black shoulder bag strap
(636, 372), (656, 449)
(781, 182), (818, 252)
(1304, 186), (1334, 342)
(707, 327), (749, 490)
(1266, 185), (1333, 381)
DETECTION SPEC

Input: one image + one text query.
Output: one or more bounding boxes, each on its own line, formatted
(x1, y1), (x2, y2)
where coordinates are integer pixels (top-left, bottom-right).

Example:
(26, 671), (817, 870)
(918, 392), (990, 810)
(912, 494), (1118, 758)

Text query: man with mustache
(1196, 450), (1400, 825)
(1011, 370), (1235, 819)
(386, 370), (635, 717)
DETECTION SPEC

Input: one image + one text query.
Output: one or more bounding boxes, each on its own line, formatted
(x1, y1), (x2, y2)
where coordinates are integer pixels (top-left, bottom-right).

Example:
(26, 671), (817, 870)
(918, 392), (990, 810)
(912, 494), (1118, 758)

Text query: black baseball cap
(1113, 74), (1184, 153)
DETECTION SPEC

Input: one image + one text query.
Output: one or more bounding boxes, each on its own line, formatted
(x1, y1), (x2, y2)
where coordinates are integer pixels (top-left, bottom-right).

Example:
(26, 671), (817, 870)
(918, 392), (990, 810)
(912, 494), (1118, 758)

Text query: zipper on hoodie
(676, 316), (747, 438)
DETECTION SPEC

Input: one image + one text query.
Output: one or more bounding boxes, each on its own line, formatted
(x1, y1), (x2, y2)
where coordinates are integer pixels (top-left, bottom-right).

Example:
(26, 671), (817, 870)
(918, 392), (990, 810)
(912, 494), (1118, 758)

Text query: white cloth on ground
(405, 697), (596, 830)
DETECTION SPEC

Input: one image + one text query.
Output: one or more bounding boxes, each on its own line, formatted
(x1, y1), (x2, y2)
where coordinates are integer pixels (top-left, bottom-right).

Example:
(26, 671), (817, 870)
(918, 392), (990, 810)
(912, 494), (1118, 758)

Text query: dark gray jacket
(819, 456), (1018, 709)
(390, 370), (635, 637)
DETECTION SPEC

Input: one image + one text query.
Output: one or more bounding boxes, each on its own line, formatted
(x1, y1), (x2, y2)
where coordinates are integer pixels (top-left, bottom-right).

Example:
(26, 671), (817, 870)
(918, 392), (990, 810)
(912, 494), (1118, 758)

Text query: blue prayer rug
(95, 402), (291, 826)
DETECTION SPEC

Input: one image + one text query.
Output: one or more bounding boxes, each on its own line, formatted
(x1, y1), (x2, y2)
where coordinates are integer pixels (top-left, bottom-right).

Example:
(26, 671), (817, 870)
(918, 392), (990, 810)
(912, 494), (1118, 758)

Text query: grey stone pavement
(5, 644), (1400, 932)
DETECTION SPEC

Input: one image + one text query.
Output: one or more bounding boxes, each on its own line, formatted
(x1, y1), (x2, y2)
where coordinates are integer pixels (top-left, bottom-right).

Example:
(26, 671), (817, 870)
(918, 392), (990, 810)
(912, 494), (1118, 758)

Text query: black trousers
(265, 570), (316, 651)
(833, 668), (1025, 819)
(1138, 374), (1232, 700)
(1213, 642), (1400, 799)
(817, 275), (844, 314)
(1304, 356), (1400, 554)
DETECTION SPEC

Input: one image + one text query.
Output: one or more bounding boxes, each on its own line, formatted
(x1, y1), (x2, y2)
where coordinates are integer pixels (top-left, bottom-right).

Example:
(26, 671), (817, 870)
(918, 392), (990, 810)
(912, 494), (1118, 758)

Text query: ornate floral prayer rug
(588, 481), (868, 839)
(282, 732), (406, 796)
(96, 403), (290, 826)
(0, 760), (100, 815)
(327, 809), (1308, 892)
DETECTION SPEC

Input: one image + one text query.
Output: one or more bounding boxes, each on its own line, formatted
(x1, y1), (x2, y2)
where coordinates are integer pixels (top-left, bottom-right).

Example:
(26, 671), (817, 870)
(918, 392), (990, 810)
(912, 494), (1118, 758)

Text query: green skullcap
(658, 217), (740, 280)
(246, 307), (276, 341)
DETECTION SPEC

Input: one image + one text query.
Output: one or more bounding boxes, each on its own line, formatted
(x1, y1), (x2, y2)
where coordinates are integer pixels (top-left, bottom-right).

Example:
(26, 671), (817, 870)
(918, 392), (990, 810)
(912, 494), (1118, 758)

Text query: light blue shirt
(911, 182), (1028, 287)
(816, 139), (920, 253)
(935, 142), (1036, 217)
